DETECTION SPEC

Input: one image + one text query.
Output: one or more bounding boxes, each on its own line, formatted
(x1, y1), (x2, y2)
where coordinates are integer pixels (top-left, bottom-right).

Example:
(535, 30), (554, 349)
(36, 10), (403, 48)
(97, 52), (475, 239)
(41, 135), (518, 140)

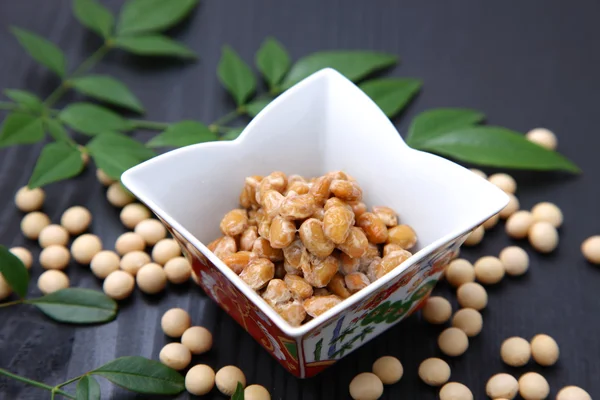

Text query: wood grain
(1, 1), (599, 398)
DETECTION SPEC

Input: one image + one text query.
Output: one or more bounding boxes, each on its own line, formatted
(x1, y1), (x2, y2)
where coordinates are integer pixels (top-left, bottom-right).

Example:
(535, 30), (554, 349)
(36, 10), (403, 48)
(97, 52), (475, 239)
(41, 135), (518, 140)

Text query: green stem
(0, 101), (18, 111)
(56, 375), (82, 389)
(0, 299), (23, 308)
(0, 369), (75, 399)
(212, 110), (239, 126)
(44, 44), (110, 107)
(215, 125), (237, 133)
(3, 99), (169, 132)
(128, 119), (170, 130)
(71, 45), (110, 78)
(44, 84), (69, 108)
(257, 92), (275, 101)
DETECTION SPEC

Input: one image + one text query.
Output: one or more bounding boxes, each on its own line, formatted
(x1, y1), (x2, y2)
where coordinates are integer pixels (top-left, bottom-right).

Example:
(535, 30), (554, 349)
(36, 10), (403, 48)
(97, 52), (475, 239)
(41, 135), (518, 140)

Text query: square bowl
(121, 68), (509, 378)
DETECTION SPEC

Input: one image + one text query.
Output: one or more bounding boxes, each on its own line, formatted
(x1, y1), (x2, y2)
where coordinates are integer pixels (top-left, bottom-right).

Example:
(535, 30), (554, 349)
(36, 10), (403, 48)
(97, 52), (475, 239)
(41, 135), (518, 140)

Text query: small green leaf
(92, 356), (185, 395)
(116, 0), (199, 36)
(45, 119), (71, 142)
(231, 382), (245, 400)
(282, 51), (397, 88)
(70, 75), (144, 113)
(218, 46), (256, 106)
(88, 131), (156, 180)
(28, 142), (84, 188)
(0, 112), (44, 148)
(113, 35), (195, 58)
(244, 99), (272, 118)
(10, 27), (66, 77)
(0, 245), (29, 298)
(406, 108), (485, 146)
(359, 78), (422, 118)
(3, 89), (43, 113)
(147, 121), (217, 148)
(221, 127), (245, 141)
(73, 0), (114, 39)
(256, 37), (290, 90)
(414, 126), (581, 173)
(76, 375), (101, 400)
(29, 288), (117, 324)
(59, 103), (130, 135)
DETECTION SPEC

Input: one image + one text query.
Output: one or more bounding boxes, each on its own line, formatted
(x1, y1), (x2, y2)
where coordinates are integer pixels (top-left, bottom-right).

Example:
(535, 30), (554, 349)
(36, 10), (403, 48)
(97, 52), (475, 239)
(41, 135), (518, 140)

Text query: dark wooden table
(1, 1), (599, 399)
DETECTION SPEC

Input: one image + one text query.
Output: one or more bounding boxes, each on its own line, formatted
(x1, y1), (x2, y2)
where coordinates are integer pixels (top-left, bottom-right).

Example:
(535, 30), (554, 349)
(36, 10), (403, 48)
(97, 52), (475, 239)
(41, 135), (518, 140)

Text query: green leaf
(147, 121), (217, 148)
(256, 37), (290, 89)
(10, 27), (66, 77)
(70, 75), (144, 113)
(0, 112), (44, 148)
(0, 245), (29, 298)
(116, 0), (199, 36)
(29, 288), (117, 324)
(282, 51), (397, 88)
(88, 131), (156, 180)
(92, 356), (185, 395)
(59, 103), (130, 135)
(3, 89), (43, 113)
(231, 382), (245, 400)
(76, 375), (101, 400)
(113, 35), (195, 59)
(406, 108), (485, 146)
(218, 46), (256, 106)
(414, 126), (581, 173)
(359, 78), (422, 118)
(221, 127), (245, 141)
(244, 98), (272, 118)
(73, 0), (114, 39)
(28, 142), (84, 188)
(45, 119), (71, 142)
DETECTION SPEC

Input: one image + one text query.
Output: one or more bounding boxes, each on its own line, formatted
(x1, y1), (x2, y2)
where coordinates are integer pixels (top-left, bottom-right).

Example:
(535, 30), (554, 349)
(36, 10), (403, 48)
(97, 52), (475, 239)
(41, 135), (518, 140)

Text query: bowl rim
(122, 68), (509, 338)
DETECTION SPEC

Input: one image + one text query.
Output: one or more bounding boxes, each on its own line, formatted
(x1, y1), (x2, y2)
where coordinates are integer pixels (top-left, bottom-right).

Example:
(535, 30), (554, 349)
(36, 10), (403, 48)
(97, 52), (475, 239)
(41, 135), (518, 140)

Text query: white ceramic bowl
(122, 68), (508, 378)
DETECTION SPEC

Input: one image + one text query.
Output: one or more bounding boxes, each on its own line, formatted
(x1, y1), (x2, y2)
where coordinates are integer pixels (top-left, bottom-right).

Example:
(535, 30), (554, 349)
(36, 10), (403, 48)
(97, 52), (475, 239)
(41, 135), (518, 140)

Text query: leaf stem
(128, 119), (170, 130)
(0, 101), (18, 111)
(0, 369), (75, 399)
(257, 92), (275, 102)
(44, 84), (69, 108)
(212, 110), (239, 126)
(215, 125), (236, 133)
(0, 299), (23, 308)
(71, 45), (110, 78)
(3, 99), (170, 132)
(56, 375), (82, 389)
(44, 44), (110, 108)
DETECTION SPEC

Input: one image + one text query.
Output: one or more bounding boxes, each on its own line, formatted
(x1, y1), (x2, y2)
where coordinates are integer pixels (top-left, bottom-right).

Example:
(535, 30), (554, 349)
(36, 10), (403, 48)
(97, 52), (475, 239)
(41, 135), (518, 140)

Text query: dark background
(1, 1), (599, 399)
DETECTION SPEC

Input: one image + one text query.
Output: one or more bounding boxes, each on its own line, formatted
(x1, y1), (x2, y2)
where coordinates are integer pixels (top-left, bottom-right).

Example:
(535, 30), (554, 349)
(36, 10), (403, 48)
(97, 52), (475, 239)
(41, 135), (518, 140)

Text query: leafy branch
(405, 109), (580, 173)
(0, 356), (185, 399)
(0, 0), (200, 188)
(197, 39), (580, 174)
(0, 0), (580, 195)
(0, 247), (184, 398)
(0, 368), (75, 399)
(0, 245), (118, 323)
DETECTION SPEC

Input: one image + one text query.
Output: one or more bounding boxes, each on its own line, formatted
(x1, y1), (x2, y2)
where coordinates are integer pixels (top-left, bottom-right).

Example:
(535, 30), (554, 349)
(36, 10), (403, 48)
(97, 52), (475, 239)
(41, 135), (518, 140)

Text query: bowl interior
(123, 69), (507, 254)
(122, 68), (509, 336)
